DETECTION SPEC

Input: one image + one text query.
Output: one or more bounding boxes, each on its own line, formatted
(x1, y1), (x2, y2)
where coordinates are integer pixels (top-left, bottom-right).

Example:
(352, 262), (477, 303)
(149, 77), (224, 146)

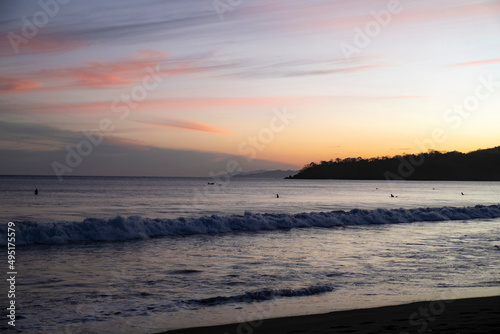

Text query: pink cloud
(134, 118), (232, 135)
(23, 96), (318, 114)
(1, 49), (208, 93)
(9, 94), (425, 115)
(0, 74), (42, 92)
(138, 96), (314, 110)
(34, 50), (170, 89)
(452, 58), (500, 67)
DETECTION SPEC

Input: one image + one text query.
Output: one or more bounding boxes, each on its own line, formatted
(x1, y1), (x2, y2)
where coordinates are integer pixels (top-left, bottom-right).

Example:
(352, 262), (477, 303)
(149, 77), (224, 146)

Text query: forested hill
(286, 146), (500, 181)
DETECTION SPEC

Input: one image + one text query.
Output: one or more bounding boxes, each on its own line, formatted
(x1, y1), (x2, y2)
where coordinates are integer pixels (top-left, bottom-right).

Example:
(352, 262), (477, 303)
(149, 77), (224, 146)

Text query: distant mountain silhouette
(286, 146), (500, 181)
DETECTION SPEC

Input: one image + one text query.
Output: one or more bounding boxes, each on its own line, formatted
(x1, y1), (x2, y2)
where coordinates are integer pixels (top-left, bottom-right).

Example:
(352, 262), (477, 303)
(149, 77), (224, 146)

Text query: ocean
(1, 175), (500, 333)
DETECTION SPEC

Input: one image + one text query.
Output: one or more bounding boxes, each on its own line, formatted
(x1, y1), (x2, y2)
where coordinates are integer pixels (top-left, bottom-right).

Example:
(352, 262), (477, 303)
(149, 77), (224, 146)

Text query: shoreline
(163, 295), (500, 334)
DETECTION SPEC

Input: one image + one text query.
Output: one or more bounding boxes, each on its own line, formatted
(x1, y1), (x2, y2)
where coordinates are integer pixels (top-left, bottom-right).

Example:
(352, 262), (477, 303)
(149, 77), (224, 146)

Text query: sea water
(1, 176), (500, 333)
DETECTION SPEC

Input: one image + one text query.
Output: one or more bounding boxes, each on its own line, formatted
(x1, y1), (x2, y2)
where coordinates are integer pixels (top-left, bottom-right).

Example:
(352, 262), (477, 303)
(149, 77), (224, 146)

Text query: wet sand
(164, 295), (500, 333)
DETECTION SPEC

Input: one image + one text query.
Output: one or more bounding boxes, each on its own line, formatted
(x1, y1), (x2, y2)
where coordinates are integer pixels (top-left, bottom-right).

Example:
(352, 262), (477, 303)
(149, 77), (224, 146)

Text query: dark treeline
(286, 146), (500, 180)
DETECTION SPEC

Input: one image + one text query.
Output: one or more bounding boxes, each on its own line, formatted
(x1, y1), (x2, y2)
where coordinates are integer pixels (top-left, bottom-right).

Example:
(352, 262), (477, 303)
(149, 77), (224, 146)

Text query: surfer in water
(34, 188), (38, 195)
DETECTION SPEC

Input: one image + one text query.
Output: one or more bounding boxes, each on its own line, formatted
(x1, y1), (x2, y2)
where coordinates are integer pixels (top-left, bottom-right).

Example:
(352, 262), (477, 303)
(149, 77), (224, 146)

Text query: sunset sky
(1, 0), (499, 177)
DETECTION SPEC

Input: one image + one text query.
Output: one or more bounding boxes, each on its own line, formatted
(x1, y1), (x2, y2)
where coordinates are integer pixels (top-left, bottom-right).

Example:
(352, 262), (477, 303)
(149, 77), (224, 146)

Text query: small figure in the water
(390, 194), (394, 198)
(34, 188), (38, 195)
(276, 194), (279, 198)
(461, 192), (464, 195)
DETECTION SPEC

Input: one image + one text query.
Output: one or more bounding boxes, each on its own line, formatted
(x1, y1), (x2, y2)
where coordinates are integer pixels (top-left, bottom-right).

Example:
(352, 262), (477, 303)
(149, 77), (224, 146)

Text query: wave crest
(2, 204), (500, 246)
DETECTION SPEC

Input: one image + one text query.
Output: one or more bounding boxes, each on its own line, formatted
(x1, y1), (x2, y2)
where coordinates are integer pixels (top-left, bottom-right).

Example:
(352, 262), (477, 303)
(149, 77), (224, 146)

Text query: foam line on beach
(2, 204), (500, 246)
(185, 285), (335, 307)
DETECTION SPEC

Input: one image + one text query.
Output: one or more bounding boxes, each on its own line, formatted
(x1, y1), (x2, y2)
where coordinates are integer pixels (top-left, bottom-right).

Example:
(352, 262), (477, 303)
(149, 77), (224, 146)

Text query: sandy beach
(165, 295), (500, 334)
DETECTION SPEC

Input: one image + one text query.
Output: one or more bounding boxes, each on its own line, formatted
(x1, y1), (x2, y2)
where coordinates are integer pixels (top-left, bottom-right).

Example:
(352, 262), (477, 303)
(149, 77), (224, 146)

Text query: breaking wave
(2, 204), (500, 246)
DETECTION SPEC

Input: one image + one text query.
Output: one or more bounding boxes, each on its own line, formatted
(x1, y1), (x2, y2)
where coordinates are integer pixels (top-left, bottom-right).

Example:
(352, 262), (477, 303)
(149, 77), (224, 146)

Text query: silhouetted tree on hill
(286, 146), (500, 181)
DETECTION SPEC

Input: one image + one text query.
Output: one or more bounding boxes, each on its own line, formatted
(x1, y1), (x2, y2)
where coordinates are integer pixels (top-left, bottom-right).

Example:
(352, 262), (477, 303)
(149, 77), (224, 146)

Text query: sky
(1, 0), (499, 177)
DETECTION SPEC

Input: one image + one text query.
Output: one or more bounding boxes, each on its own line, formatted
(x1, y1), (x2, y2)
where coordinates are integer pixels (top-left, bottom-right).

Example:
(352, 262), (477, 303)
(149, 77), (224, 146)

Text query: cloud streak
(0, 49), (219, 94)
(4, 94), (432, 116)
(4, 96), (325, 115)
(32, 49), (170, 90)
(0, 121), (297, 177)
(453, 58), (500, 67)
(0, 75), (42, 92)
(0, 0), (218, 57)
(133, 118), (233, 135)
(0, 32), (88, 57)
(0, 120), (83, 150)
(286, 64), (392, 77)
(1, 0), (498, 175)
(300, 0), (500, 31)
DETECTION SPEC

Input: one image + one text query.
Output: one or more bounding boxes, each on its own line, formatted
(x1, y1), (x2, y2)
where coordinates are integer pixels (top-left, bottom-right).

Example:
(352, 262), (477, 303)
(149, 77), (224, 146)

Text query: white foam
(2, 204), (500, 246)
